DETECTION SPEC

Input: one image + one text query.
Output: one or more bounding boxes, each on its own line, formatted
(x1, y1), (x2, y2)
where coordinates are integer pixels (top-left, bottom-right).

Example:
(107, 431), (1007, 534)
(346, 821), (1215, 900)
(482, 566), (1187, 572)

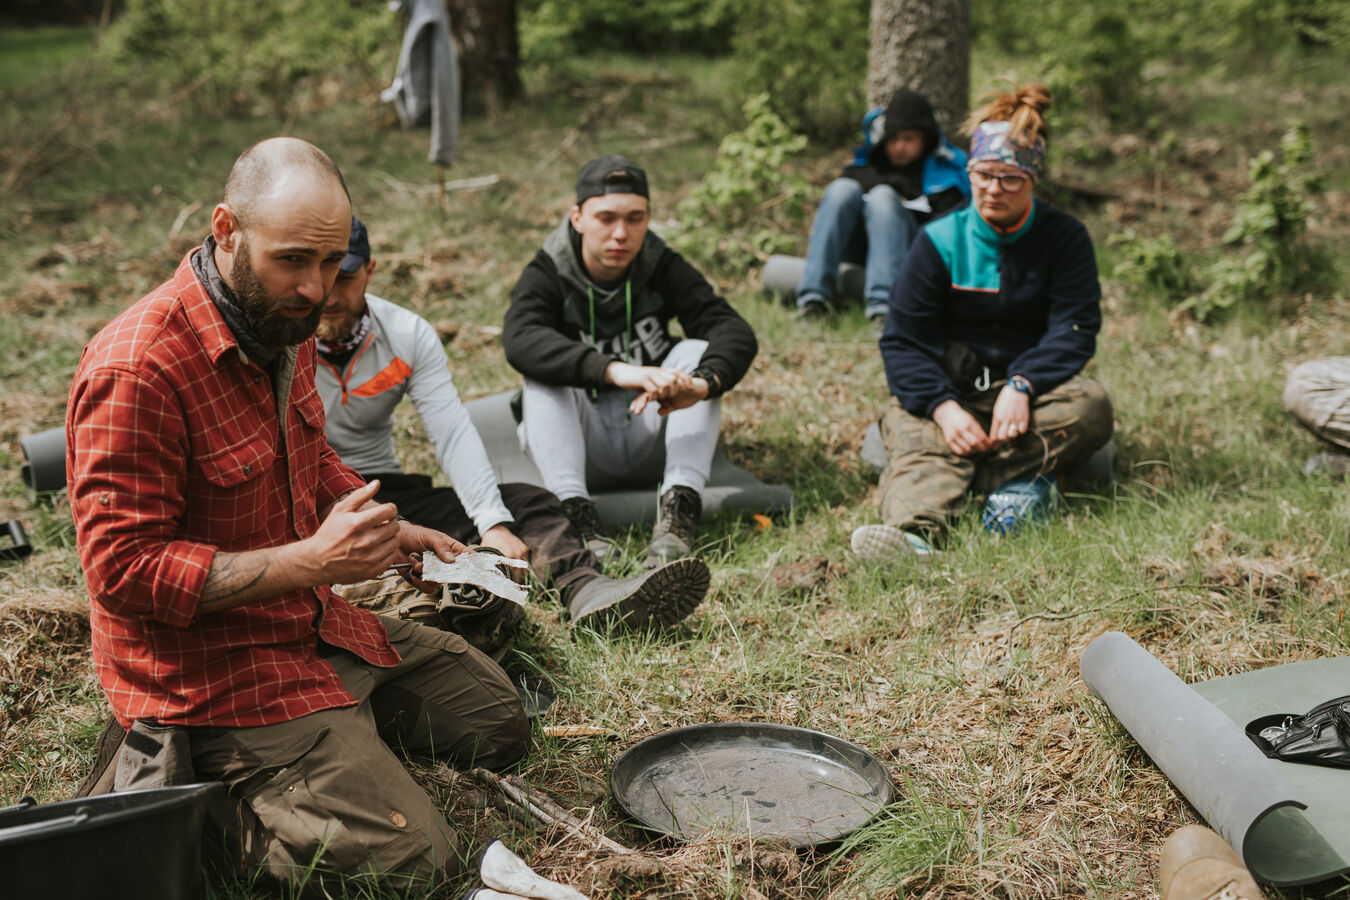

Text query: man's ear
(211, 204), (240, 253)
(568, 204), (583, 229)
(366, 259), (378, 280)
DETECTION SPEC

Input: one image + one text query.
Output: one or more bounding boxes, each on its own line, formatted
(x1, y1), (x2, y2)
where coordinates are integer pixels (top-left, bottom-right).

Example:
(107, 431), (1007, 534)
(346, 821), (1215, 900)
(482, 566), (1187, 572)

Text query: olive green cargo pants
(189, 616), (529, 891)
(878, 375), (1114, 541)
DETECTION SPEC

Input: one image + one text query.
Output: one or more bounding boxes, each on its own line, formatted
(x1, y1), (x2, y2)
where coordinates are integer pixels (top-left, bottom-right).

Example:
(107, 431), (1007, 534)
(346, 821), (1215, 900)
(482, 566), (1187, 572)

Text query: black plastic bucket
(0, 782), (224, 899)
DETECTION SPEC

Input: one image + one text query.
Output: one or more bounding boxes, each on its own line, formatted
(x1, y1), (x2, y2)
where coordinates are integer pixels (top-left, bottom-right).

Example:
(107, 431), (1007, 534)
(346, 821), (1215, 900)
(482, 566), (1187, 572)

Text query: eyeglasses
(968, 169), (1032, 192)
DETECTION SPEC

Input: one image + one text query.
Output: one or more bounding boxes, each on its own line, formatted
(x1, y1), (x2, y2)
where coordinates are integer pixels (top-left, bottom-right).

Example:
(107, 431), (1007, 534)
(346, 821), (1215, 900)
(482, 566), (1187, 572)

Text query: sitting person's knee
(471, 702), (531, 772)
(823, 177), (865, 205)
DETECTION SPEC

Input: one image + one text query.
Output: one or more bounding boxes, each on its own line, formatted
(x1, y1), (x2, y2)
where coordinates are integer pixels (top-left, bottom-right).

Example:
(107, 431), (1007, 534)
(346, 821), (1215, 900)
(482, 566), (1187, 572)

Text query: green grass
(3, 23), (1350, 900)
(0, 24), (96, 89)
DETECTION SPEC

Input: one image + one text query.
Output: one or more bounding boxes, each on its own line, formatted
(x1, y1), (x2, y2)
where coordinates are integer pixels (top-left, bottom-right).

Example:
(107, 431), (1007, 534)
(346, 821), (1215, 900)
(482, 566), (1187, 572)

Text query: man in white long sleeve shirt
(315, 217), (709, 628)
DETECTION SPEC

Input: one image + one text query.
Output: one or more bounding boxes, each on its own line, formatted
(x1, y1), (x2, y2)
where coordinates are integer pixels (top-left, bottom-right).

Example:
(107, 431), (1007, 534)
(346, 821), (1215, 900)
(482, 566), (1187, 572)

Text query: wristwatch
(1008, 375), (1033, 395)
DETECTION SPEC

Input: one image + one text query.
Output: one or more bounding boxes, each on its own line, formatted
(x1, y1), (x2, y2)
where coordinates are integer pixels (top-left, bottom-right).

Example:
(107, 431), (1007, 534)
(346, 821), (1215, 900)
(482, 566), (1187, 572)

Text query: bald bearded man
(67, 137), (527, 891)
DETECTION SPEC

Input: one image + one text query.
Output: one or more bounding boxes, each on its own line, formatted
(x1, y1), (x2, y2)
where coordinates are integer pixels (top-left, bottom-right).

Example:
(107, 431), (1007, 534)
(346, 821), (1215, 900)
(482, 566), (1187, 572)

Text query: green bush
(1109, 230), (1195, 299)
(102, 0), (396, 116)
(520, 0), (738, 59)
(1182, 124), (1325, 321)
(668, 94), (810, 273)
(730, 0), (869, 139)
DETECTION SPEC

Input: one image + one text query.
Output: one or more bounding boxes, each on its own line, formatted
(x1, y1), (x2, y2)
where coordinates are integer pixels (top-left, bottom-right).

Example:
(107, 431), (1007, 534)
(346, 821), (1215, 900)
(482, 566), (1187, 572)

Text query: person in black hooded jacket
(503, 154), (758, 571)
(795, 88), (970, 324)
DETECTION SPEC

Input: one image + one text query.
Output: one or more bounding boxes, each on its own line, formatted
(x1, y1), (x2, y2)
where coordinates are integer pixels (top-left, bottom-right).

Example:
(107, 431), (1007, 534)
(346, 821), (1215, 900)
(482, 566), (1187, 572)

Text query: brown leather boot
(565, 557), (709, 629)
(1160, 825), (1262, 900)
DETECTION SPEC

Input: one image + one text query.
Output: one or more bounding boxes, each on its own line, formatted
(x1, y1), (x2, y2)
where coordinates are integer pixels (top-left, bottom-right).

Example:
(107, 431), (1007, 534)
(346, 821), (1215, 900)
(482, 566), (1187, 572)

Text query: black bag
(1246, 695), (1350, 769)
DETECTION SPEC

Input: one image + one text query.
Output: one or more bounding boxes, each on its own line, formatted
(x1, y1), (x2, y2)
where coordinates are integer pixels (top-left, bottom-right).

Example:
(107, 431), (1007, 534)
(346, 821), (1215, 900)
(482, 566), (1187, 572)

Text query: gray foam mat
(465, 390), (794, 528)
(1082, 631), (1350, 887)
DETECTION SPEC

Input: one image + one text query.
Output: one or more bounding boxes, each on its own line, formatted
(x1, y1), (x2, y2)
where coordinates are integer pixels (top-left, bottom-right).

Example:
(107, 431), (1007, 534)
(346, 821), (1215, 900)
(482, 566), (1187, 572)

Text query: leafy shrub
(668, 94), (810, 274)
(1109, 230), (1195, 298)
(102, 0), (395, 117)
(519, 0), (738, 59)
(1182, 125), (1325, 321)
(730, 0), (868, 139)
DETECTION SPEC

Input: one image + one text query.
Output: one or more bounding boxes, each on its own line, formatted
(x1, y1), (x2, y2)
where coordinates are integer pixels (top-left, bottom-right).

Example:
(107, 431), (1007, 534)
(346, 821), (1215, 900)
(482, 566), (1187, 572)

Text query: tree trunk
(867, 0), (970, 140)
(445, 0), (521, 115)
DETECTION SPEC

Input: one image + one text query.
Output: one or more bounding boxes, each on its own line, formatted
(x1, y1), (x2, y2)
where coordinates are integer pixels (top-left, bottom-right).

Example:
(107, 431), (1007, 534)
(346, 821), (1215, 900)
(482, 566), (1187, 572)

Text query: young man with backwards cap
(503, 155), (758, 570)
(316, 215), (712, 629)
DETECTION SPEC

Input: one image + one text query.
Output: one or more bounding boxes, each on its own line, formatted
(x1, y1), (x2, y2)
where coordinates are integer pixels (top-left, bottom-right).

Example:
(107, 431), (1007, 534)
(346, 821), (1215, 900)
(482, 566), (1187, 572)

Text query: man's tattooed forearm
(200, 554), (270, 612)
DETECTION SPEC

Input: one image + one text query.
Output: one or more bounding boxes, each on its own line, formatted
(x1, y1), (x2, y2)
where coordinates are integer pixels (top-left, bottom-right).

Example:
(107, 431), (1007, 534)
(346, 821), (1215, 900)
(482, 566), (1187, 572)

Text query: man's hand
(988, 385), (1031, 447)
(302, 480), (404, 584)
(932, 400), (992, 456)
(605, 361), (709, 416)
(479, 524), (530, 561)
(605, 361), (689, 395)
(632, 376), (710, 416)
(392, 518), (468, 595)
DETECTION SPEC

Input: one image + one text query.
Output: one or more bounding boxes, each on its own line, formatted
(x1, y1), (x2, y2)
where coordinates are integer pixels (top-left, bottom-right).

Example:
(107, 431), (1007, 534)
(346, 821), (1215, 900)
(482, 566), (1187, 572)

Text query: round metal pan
(609, 722), (894, 847)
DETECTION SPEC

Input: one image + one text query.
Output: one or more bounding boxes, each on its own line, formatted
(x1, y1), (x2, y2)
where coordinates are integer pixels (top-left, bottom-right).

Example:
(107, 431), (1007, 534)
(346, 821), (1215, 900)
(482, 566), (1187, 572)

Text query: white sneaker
(850, 524), (937, 562)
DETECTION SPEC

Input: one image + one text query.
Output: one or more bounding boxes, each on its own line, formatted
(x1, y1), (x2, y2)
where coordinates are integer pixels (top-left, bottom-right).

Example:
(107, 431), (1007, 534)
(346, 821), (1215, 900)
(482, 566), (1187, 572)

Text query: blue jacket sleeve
(879, 232), (960, 418)
(1006, 217), (1101, 395)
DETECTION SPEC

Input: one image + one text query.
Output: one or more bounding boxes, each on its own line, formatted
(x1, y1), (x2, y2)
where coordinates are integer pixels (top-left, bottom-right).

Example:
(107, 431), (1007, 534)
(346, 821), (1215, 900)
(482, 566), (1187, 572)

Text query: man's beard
(230, 241), (324, 347)
(315, 308), (361, 343)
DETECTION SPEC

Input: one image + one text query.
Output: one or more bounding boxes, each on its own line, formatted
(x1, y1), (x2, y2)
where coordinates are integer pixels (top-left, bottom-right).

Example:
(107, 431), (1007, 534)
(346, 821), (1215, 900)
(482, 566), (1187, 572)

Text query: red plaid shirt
(67, 250), (399, 728)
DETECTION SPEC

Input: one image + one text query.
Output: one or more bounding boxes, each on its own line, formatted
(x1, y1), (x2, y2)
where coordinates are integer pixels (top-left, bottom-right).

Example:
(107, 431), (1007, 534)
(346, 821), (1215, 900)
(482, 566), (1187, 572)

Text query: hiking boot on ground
(75, 715), (127, 797)
(1160, 824), (1262, 900)
(796, 294), (831, 321)
(1304, 451), (1350, 478)
(565, 557), (710, 629)
(559, 495), (617, 564)
(645, 485), (702, 568)
(850, 524), (938, 562)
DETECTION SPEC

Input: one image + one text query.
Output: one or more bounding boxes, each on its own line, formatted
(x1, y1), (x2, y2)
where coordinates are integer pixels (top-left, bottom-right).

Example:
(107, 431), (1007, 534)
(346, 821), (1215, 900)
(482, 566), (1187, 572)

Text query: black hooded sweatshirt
(503, 219), (757, 397)
(839, 88), (963, 218)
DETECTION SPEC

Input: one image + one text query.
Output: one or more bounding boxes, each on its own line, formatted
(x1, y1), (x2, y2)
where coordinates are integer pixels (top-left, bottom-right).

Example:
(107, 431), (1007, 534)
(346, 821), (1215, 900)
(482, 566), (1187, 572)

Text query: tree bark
(867, 0), (970, 140)
(444, 0), (521, 115)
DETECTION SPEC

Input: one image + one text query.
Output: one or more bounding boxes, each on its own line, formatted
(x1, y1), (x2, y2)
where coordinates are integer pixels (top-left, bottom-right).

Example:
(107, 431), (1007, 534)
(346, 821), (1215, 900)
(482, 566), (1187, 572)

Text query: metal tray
(609, 722), (894, 847)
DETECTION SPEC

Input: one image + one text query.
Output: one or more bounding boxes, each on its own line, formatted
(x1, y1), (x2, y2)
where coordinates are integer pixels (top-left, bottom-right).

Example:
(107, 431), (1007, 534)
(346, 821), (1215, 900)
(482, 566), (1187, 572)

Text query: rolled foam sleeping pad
(1081, 632), (1350, 887)
(761, 255), (865, 306)
(20, 427), (66, 495)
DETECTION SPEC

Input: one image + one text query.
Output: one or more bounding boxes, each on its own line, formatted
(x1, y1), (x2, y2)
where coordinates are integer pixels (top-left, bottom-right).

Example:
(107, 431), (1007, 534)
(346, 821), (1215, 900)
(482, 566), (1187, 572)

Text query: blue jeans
(796, 179), (919, 319)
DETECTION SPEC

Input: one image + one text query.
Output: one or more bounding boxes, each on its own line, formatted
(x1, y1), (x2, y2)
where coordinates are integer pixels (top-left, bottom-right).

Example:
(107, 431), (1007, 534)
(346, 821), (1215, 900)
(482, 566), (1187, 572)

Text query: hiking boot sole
(850, 524), (936, 563)
(590, 557), (710, 630)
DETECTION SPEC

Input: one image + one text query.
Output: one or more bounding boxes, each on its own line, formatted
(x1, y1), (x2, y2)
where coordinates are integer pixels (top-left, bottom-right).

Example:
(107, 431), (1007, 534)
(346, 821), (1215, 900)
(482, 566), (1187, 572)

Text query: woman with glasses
(852, 82), (1115, 561)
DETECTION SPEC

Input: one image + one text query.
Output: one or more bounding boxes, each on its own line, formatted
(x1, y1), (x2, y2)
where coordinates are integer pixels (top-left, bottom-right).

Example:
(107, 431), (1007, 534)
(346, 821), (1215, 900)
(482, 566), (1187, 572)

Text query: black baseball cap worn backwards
(340, 216), (371, 273)
(575, 155), (649, 205)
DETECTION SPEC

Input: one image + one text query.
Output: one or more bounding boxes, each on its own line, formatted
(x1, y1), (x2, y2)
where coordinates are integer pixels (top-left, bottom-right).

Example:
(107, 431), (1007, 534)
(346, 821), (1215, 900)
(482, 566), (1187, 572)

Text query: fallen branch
(468, 767), (634, 855)
(377, 172), (500, 196)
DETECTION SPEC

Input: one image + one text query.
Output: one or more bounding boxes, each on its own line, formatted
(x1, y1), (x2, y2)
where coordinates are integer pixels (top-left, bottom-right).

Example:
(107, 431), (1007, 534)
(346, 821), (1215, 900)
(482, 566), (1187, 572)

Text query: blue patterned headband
(970, 120), (1046, 181)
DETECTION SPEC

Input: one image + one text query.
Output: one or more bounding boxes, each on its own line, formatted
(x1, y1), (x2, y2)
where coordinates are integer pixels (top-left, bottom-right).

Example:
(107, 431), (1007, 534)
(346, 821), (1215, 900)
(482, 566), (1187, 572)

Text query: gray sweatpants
(518, 338), (721, 500)
(1284, 357), (1350, 450)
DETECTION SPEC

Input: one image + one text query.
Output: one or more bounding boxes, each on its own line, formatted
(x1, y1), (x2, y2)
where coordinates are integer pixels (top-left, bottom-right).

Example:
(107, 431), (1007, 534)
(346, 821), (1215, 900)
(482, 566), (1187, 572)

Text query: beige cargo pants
(879, 375), (1114, 541)
(1284, 357), (1350, 450)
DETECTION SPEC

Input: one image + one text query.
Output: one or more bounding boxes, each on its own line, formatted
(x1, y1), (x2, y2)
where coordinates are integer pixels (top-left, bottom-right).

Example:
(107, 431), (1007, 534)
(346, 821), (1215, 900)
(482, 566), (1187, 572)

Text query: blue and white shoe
(850, 524), (938, 562)
(982, 474), (1058, 536)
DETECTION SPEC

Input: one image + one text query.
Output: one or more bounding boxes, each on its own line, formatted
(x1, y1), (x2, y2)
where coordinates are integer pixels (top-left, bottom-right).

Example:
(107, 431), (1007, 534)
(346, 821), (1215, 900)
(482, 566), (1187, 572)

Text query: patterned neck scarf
(970, 120), (1046, 181)
(192, 236), (280, 368)
(315, 311), (371, 359)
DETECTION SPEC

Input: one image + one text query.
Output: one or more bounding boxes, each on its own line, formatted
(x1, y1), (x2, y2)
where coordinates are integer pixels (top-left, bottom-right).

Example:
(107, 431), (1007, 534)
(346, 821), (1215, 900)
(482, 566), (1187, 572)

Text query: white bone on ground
(480, 840), (589, 900)
(467, 889), (530, 900)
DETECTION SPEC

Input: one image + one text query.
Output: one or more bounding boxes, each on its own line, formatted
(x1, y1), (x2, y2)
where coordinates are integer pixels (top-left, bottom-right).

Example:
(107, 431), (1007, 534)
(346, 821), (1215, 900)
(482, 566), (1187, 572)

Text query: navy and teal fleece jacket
(880, 200), (1101, 418)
